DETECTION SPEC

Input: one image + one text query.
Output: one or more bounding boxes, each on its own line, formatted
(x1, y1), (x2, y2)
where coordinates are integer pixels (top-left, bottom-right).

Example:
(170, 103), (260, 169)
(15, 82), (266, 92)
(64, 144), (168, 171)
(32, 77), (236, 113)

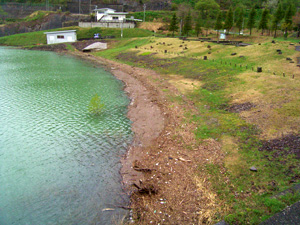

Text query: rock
(276, 49), (281, 52)
(250, 166), (258, 172)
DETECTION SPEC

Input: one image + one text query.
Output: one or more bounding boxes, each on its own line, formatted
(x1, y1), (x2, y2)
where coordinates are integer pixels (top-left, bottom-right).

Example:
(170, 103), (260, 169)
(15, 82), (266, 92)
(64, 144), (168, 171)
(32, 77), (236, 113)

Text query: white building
(94, 8), (128, 22)
(44, 30), (77, 45)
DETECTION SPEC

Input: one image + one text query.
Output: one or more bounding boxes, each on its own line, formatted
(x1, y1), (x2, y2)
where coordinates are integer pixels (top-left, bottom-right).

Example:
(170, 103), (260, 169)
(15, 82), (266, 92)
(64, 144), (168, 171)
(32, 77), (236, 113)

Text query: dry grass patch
(167, 75), (202, 94)
(222, 136), (247, 177)
(228, 70), (300, 139)
(137, 22), (165, 32)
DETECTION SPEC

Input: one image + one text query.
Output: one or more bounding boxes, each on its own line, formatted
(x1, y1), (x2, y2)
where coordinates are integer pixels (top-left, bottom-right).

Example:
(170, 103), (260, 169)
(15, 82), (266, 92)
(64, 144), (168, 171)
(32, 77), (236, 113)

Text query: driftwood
(133, 181), (158, 195)
(133, 165), (153, 173)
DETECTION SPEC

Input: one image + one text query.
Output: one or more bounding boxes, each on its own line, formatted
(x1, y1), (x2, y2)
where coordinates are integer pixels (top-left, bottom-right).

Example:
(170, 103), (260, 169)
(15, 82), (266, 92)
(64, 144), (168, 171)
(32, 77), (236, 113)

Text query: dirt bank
(68, 50), (222, 224)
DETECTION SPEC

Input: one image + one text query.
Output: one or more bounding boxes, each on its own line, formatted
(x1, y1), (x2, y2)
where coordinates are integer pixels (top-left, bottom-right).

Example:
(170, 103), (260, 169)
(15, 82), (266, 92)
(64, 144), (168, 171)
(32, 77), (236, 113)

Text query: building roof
(94, 8), (116, 12)
(44, 30), (76, 35)
(107, 12), (128, 15)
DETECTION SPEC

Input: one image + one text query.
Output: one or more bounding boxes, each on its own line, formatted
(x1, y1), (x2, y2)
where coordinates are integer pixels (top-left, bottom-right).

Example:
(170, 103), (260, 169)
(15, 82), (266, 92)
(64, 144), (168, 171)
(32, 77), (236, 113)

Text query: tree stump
(257, 67), (262, 73)
(203, 56), (207, 60)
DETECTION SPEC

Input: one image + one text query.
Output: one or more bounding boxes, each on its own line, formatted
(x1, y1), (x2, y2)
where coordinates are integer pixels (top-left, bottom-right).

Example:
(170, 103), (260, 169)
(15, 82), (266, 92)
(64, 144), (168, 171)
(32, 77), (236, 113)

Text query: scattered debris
(178, 157), (191, 162)
(259, 134), (300, 159)
(102, 208), (115, 211)
(227, 102), (256, 113)
(250, 166), (258, 172)
(133, 182), (158, 195)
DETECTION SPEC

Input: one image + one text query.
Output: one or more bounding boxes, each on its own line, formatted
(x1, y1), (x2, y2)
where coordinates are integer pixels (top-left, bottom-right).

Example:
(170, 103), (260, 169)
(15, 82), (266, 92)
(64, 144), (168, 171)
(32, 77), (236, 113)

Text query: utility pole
(89, 0), (91, 14)
(121, 19), (124, 38)
(46, 0), (49, 11)
(143, 4), (146, 22)
(179, 18), (183, 36)
(79, 0), (81, 14)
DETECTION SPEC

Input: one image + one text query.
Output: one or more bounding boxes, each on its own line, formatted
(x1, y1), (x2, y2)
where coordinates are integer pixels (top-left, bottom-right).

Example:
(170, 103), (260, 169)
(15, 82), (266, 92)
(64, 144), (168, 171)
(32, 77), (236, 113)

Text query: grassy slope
(0, 26), (154, 46)
(1, 27), (299, 223)
(95, 35), (300, 224)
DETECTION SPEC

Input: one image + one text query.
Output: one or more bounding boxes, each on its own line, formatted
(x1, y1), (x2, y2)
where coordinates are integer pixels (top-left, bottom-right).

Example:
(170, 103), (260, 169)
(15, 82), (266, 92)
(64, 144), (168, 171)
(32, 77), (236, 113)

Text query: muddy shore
(68, 51), (223, 224)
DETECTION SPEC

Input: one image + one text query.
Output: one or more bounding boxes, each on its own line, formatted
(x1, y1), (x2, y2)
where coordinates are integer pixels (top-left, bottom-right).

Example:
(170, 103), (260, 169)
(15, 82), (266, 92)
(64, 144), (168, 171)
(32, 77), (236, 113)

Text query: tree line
(169, 0), (300, 38)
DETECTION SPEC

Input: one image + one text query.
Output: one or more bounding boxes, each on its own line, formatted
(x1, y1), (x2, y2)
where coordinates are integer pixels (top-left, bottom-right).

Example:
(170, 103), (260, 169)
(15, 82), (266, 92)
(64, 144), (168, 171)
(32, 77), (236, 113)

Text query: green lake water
(0, 47), (132, 224)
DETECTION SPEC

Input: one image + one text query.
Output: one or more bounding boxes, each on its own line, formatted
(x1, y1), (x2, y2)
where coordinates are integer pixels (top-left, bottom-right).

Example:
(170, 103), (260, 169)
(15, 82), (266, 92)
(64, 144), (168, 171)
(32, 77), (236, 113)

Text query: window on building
(57, 35), (64, 39)
(112, 17), (119, 20)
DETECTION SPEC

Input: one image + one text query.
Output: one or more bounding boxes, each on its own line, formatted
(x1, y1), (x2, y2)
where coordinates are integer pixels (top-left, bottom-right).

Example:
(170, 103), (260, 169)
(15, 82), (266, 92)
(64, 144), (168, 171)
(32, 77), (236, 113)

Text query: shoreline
(21, 46), (223, 224)
(67, 50), (222, 224)
(68, 51), (167, 190)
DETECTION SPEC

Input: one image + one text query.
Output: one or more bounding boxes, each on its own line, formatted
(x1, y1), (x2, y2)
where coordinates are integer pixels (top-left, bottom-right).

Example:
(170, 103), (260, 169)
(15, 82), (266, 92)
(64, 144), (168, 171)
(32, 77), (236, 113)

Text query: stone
(250, 166), (258, 172)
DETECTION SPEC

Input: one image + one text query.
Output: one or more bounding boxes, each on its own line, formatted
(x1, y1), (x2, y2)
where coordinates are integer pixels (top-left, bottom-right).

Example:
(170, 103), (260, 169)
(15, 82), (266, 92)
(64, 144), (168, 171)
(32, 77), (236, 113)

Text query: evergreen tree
(183, 11), (192, 36)
(234, 7), (241, 23)
(272, 3), (284, 38)
(293, 12), (300, 37)
(283, 4), (293, 39)
(247, 7), (256, 35)
(195, 18), (202, 37)
(214, 12), (223, 37)
(236, 8), (244, 35)
(169, 13), (179, 36)
(258, 8), (269, 35)
(224, 7), (233, 34)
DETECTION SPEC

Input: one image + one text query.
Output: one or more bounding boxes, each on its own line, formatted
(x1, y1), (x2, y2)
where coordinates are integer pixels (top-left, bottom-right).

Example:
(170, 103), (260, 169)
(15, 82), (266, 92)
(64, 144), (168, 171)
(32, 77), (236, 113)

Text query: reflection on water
(0, 47), (132, 225)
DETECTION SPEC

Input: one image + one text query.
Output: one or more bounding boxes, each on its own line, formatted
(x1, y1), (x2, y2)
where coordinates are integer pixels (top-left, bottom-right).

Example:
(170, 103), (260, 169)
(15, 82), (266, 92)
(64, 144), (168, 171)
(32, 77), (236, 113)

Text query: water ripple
(0, 47), (132, 225)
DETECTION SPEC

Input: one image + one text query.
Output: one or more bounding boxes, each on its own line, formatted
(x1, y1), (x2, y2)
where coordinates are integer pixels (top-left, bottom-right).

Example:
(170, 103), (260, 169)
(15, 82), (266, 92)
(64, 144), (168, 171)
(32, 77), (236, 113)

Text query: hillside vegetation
(93, 33), (300, 224)
(1, 6), (300, 223)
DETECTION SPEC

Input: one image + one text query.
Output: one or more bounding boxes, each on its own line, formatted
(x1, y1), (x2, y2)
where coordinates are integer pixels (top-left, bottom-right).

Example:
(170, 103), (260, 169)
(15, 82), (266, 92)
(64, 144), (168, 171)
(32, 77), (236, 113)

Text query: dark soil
(117, 51), (178, 70)
(29, 43), (67, 51)
(259, 134), (300, 159)
(228, 102), (256, 113)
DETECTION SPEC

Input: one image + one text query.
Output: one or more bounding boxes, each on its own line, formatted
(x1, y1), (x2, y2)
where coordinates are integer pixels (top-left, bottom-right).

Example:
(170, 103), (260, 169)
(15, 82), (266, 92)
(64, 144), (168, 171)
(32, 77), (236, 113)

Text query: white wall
(96, 12), (126, 22)
(79, 22), (135, 29)
(46, 32), (77, 44)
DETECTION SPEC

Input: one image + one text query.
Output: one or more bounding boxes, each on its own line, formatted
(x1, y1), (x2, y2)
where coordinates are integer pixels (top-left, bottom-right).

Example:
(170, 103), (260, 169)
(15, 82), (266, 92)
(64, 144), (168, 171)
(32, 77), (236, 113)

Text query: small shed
(44, 30), (77, 45)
